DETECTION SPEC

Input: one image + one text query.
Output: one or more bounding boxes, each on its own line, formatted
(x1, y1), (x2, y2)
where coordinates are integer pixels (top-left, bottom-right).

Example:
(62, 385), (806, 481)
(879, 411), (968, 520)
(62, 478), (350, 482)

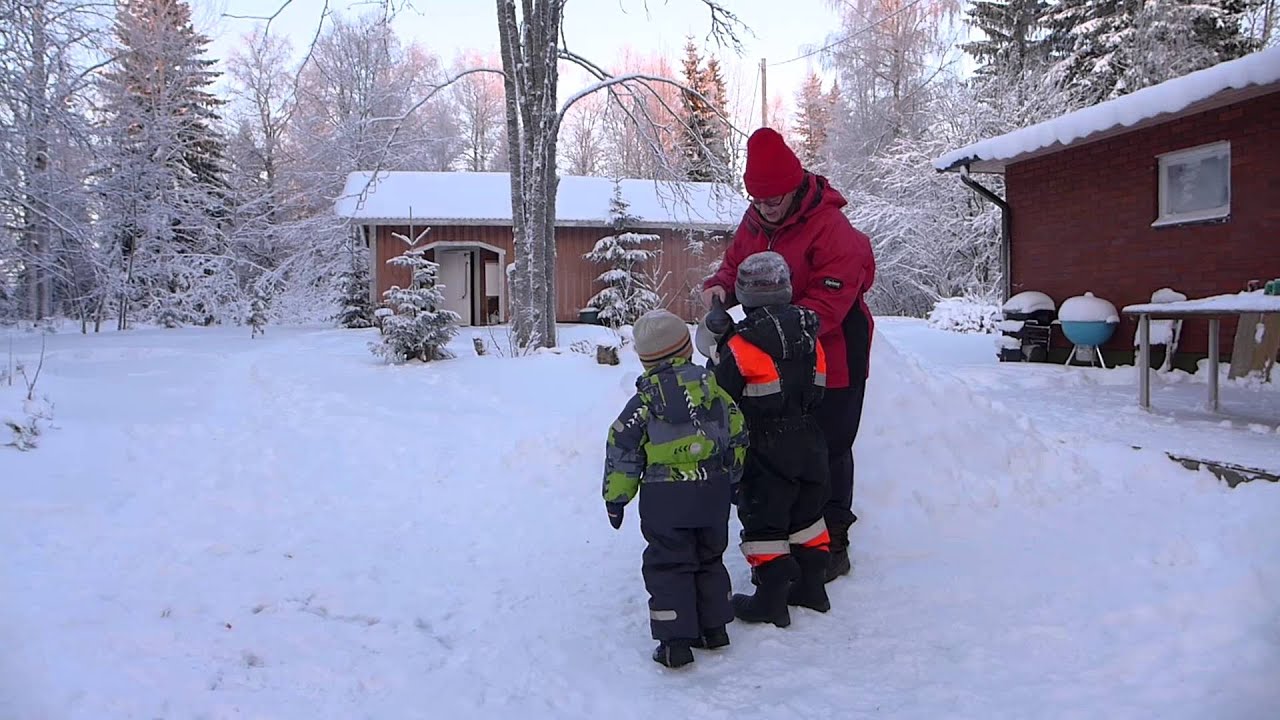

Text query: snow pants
(736, 421), (831, 568)
(639, 521), (734, 642)
(818, 307), (870, 536)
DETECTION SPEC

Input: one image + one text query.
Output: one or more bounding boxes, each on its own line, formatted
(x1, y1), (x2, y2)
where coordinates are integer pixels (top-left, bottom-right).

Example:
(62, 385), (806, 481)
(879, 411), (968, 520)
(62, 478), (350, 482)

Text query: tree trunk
(495, 0), (561, 349)
(22, 2), (52, 321)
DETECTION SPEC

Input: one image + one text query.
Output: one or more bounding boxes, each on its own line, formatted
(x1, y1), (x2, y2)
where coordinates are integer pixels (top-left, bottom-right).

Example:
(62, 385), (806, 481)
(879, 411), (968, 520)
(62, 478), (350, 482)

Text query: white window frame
(1153, 140), (1231, 228)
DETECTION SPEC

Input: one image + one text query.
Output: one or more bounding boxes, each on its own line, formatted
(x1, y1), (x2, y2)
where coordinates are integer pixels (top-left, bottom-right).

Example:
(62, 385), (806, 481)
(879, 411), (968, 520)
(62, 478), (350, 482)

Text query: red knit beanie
(743, 128), (803, 199)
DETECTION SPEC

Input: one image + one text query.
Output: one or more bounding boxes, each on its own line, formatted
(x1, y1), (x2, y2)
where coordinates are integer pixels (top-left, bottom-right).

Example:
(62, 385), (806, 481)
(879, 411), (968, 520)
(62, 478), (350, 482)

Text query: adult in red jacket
(701, 128), (874, 583)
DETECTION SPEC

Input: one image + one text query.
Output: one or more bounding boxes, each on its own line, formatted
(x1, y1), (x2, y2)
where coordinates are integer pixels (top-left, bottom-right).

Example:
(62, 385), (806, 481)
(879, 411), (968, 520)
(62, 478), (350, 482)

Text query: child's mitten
(606, 502), (626, 529)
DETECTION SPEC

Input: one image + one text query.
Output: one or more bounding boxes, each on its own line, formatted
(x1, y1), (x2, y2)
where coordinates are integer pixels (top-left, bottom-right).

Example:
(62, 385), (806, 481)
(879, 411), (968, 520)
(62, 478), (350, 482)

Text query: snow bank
(934, 46), (1280, 171)
(1059, 292), (1120, 323)
(857, 332), (1113, 529)
(926, 296), (1002, 334)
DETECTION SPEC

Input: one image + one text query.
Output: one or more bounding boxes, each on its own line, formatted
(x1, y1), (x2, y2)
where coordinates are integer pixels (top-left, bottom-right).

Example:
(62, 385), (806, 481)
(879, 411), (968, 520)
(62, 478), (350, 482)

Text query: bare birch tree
(494, 0), (746, 348)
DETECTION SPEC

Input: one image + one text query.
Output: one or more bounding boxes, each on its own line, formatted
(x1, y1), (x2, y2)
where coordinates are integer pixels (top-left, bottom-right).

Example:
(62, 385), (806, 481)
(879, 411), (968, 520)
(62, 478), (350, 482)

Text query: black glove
(606, 502), (626, 529)
(705, 294), (733, 336)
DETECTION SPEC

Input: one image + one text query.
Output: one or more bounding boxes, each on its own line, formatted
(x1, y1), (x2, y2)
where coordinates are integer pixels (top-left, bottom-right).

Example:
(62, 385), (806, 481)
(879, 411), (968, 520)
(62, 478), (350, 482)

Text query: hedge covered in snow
(926, 296), (1003, 334)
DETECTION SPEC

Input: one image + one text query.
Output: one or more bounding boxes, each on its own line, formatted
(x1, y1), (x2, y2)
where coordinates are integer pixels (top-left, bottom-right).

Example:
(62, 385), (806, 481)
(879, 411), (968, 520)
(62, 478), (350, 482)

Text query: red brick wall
(1006, 91), (1280, 357)
(373, 224), (729, 324)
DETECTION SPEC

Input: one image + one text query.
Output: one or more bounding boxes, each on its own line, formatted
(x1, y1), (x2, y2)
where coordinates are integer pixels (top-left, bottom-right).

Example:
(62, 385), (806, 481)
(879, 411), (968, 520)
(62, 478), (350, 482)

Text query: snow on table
(1124, 289), (1280, 315)
(2, 321), (1279, 719)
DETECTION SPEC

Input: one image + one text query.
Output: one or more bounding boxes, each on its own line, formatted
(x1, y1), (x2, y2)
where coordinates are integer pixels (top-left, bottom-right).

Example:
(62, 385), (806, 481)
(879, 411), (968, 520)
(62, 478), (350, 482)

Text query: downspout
(958, 164), (1012, 302)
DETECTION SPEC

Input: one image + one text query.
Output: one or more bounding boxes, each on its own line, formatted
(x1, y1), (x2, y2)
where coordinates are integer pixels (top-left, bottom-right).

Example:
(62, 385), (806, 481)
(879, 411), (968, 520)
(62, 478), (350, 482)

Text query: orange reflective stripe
(814, 341), (828, 388)
(727, 335), (781, 397)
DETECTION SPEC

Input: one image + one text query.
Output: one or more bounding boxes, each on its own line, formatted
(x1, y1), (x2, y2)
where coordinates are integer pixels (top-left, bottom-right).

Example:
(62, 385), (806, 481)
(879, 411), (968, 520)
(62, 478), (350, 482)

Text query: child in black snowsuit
(602, 309), (748, 668)
(706, 251), (832, 627)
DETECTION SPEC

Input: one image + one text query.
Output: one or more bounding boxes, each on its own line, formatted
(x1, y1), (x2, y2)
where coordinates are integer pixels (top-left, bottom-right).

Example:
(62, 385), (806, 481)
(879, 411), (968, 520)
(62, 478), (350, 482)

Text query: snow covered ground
(879, 317), (1280, 472)
(2, 320), (1278, 719)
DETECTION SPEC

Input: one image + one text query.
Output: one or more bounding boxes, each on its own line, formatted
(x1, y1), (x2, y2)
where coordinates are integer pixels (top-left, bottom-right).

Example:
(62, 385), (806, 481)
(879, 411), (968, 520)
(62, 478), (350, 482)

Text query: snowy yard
(2, 320), (1278, 719)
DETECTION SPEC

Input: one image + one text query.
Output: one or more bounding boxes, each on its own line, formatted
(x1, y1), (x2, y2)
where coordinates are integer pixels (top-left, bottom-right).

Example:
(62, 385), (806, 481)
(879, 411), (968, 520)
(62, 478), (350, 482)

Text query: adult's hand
(700, 285), (726, 310)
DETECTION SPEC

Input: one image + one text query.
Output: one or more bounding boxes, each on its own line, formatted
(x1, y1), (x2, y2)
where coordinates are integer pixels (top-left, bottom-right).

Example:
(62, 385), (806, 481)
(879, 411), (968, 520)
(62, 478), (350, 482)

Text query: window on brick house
(1154, 141), (1231, 227)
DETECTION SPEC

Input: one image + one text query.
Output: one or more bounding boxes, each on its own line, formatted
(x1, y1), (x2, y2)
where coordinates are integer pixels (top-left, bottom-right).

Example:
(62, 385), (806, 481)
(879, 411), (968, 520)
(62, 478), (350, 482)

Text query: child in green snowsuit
(602, 309), (748, 669)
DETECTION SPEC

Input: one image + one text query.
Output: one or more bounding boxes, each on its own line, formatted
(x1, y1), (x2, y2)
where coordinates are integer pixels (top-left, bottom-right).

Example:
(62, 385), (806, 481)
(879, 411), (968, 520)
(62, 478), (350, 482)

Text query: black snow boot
(690, 625), (730, 650)
(652, 639), (695, 668)
(787, 545), (832, 612)
(824, 513), (856, 583)
(731, 556), (799, 628)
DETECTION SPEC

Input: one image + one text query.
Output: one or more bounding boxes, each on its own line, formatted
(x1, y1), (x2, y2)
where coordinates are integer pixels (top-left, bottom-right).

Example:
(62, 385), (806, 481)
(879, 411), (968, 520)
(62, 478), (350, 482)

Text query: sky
(200, 0), (845, 132)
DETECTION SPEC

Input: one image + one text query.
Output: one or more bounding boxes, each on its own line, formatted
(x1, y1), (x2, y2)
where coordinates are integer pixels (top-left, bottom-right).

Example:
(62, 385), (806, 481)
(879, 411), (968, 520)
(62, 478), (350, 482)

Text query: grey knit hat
(735, 251), (792, 308)
(633, 309), (693, 369)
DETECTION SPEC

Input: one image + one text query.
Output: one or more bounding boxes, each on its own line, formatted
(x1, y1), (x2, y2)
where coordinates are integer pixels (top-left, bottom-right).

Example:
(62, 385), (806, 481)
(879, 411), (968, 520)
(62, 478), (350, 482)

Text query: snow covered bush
(3, 387), (53, 451)
(927, 296), (1003, 334)
(583, 182), (662, 328)
(2, 342), (53, 451)
(370, 247), (459, 363)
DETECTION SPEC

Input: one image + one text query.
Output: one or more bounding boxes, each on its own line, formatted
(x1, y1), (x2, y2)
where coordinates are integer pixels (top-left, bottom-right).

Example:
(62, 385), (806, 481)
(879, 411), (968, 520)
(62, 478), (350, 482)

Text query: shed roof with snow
(334, 171), (747, 230)
(933, 46), (1280, 174)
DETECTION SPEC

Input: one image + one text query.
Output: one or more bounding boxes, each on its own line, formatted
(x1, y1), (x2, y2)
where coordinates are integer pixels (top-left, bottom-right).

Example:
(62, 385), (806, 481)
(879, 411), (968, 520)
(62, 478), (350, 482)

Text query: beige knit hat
(633, 309), (693, 369)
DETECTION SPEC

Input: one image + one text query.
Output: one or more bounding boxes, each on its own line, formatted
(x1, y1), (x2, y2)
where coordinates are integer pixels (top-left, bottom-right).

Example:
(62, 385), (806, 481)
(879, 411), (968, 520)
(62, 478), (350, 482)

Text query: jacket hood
(735, 304), (820, 362)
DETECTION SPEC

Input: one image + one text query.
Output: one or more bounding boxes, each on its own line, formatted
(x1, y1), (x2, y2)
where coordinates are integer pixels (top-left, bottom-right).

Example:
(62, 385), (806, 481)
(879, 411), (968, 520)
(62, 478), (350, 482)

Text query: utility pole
(759, 58), (768, 127)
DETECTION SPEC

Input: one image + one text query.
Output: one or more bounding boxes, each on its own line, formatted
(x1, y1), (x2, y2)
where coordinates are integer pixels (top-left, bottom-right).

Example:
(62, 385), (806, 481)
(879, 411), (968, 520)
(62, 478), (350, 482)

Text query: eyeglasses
(751, 194), (788, 209)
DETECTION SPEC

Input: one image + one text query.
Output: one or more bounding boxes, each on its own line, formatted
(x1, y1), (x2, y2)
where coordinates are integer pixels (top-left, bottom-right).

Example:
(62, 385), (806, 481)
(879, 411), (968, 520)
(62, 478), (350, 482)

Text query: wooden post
(1208, 317), (1220, 412)
(760, 58), (768, 127)
(1138, 314), (1151, 410)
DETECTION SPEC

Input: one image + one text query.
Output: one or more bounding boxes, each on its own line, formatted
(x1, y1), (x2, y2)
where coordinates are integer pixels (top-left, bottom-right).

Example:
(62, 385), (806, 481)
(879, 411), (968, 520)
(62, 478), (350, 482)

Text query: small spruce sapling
(370, 246), (460, 363)
(583, 181), (662, 327)
(248, 292), (268, 338)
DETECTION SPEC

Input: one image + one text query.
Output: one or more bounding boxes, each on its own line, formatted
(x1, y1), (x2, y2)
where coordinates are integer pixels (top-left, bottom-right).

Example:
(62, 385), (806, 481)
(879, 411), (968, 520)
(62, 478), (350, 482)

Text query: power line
(768, 0), (932, 67)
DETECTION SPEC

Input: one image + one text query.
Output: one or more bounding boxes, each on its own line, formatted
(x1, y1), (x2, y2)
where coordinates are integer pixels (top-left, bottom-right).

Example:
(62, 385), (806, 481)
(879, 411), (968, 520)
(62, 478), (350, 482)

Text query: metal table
(1122, 292), (1280, 412)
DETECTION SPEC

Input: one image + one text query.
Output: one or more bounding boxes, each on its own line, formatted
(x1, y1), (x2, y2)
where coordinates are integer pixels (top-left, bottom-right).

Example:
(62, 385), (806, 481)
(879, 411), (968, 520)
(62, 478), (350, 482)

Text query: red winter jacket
(705, 173), (875, 389)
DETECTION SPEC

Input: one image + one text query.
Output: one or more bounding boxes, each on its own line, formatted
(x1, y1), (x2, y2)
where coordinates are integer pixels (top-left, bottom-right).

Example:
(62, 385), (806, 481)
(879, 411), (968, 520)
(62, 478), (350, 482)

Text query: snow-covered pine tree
(583, 182), (661, 327)
(963, 0), (1051, 80)
(677, 38), (731, 183)
(370, 247), (460, 363)
(792, 72), (832, 171)
(98, 0), (233, 330)
(247, 290), (268, 337)
(336, 237), (375, 328)
(1047, 0), (1263, 106)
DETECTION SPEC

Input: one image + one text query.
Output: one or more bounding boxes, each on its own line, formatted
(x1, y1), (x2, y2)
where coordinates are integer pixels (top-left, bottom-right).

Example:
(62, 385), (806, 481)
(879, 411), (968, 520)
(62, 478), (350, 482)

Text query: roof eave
(934, 78), (1280, 176)
(935, 157), (1008, 174)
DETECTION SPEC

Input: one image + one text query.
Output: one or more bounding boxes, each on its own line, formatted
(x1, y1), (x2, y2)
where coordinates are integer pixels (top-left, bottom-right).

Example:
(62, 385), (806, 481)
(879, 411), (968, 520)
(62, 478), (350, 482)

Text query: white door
(437, 250), (472, 325)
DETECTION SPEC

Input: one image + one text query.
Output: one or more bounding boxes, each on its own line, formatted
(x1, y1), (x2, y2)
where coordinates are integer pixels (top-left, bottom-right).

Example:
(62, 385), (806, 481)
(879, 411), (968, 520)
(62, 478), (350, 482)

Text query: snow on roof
(934, 46), (1280, 173)
(333, 171), (747, 229)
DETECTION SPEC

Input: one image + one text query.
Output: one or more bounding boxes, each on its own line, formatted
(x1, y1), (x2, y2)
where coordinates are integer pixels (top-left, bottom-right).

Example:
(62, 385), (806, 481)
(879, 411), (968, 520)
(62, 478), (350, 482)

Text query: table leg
(1138, 314), (1151, 410)
(1208, 317), (1220, 412)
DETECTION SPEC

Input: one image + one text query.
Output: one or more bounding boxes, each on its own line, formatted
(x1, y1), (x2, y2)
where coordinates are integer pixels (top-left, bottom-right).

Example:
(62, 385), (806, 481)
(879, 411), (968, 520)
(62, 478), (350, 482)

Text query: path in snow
(1, 323), (1277, 719)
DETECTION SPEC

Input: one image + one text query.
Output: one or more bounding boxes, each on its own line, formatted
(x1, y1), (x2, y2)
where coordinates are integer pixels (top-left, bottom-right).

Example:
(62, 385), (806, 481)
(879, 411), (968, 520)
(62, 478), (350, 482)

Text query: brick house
(934, 47), (1280, 362)
(334, 171), (745, 325)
